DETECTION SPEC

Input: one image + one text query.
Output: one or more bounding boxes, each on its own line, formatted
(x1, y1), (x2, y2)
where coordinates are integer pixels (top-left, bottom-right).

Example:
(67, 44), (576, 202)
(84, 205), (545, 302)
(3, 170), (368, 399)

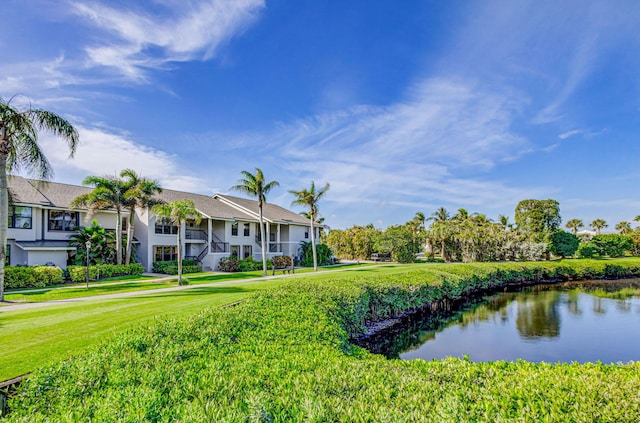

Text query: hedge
(4, 266), (64, 290)
(162, 265), (202, 275)
(152, 260), (197, 274)
(67, 263), (145, 283)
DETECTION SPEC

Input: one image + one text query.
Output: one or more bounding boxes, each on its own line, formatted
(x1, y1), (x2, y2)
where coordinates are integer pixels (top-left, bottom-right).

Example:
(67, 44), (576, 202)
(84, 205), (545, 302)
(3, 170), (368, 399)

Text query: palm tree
(590, 219), (608, 235)
(72, 176), (127, 265)
(68, 220), (117, 265)
(121, 169), (162, 265)
(231, 168), (279, 276)
(427, 207), (450, 261)
(151, 200), (201, 285)
(0, 97), (78, 302)
(289, 181), (330, 271)
(615, 221), (632, 235)
(498, 214), (510, 229)
(565, 218), (584, 235)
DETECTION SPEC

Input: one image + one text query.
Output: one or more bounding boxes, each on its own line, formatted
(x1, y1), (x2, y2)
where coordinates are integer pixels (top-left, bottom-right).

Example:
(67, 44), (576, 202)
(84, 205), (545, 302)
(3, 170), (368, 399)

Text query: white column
(208, 219), (212, 254)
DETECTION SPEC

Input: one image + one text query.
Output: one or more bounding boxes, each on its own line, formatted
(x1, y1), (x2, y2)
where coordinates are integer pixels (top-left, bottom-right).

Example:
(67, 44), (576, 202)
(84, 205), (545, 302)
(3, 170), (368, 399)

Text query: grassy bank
(5, 259), (640, 421)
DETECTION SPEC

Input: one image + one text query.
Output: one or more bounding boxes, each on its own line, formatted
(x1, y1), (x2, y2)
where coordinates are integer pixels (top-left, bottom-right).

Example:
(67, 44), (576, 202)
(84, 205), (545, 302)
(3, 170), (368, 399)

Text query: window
(154, 245), (177, 262)
(8, 206), (32, 229)
(230, 245), (240, 258)
(243, 245), (252, 259)
(5, 244), (10, 266)
(49, 211), (78, 231)
(243, 223), (250, 237)
(231, 222), (238, 236)
(304, 228), (309, 239)
(155, 218), (178, 234)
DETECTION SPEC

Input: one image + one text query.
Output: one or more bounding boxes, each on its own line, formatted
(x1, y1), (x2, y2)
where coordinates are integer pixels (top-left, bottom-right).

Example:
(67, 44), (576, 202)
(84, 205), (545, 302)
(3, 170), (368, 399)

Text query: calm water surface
(363, 279), (640, 363)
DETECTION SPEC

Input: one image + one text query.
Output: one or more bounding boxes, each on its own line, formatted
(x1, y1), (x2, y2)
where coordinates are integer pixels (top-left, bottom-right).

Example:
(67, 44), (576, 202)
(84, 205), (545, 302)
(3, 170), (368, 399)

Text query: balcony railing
(185, 229), (207, 240)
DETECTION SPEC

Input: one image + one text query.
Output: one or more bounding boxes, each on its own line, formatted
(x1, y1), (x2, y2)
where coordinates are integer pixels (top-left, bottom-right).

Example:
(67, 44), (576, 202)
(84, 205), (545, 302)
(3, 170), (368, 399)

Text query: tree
(0, 97), (78, 302)
(590, 219), (608, 235)
(565, 218), (584, 235)
(289, 181), (330, 271)
(121, 169), (162, 265)
(68, 220), (117, 265)
(427, 207), (451, 261)
(231, 168), (279, 276)
(72, 176), (127, 265)
(548, 230), (580, 258)
(514, 199), (561, 243)
(615, 221), (632, 235)
(151, 200), (201, 285)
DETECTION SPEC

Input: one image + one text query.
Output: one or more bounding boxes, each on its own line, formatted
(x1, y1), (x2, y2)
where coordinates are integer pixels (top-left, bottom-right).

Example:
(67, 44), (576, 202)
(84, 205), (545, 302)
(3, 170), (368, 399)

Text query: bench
(272, 256), (294, 275)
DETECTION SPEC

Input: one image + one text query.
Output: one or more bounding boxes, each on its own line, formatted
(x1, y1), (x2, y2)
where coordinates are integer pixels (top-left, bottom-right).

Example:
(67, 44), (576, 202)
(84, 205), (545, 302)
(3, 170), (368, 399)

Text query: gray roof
(15, 240), (75, 250)
(8, 176), (92, 209)
(9, 176), (310, 226)
(215, 194), (309, 225)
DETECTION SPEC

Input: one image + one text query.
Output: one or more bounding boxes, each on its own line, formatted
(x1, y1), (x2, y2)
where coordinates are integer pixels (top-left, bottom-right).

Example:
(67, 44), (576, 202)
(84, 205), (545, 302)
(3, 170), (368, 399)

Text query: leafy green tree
(591, 234), (632, 257)
(514, 199), (561, 243)
(298, 241), (333, 267)
(121, 169), (163, 265)
(615, 221), (632, 235)
(231, 168), (279, 276)
(565, 218), (584, 235)
(374, 224), (417, 263)
(72, 176), (128, 265)
(548, 230), (580, 258)
(325, 225), (380, 260)
(0, 97), (78, 301)
(151, 200), (201, 285)
(427, 207), (451, 261)
(590, 219), (608, 235)
(68, 220), (117, 264)
(289, 181), (330, 271)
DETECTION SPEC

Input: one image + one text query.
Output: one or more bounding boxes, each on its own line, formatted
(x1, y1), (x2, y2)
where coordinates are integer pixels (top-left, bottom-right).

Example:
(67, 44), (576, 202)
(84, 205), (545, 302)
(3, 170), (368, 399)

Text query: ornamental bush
(67, 263), (145, 283)
(152, 260), (197, 274)
(4, 266), (64, 289)
(163, 265), (202, 275)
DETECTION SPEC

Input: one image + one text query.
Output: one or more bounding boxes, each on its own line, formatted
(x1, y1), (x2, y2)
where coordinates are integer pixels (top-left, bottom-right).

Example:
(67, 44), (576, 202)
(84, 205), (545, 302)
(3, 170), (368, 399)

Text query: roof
(215, 194), (309, 225)
(8, 175), (310, 226)
(14, 240), (76, 250)
(8, 176), (93, 209)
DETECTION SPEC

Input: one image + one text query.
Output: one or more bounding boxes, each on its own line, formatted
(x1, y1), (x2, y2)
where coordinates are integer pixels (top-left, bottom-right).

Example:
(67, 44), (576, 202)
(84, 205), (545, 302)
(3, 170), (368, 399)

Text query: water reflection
(357, 279), (640, 363)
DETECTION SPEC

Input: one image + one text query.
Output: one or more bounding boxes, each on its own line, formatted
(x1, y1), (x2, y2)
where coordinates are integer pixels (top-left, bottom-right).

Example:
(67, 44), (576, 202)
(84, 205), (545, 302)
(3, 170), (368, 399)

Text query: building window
(243, 223), (250, 237)
(49, 211), (78, 231)
(304, 228), (309, 239)
(155, 218), (178, 235)
(8, 206), (32, 229)
(231, 222), (238, 236)
(230, 245), (240, 258)
(5, 244), (10, 266)
(243, 245), (252, 259)
(154, 245), (177, 262)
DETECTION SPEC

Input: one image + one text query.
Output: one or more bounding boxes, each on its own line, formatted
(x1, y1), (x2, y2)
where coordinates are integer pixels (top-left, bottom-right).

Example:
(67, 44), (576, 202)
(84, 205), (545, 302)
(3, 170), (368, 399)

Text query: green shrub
(299, 243), (333, 267)
(66, 264), (145, 283)
(152, 260), (197, 274)
(163, 265), (202, 275)
(32, 266), (64, 285)
(578, 242), (598, 258)
(591, 234), (633, 257)
(549, 230), (580, 258)
(5, 267), (38, 289)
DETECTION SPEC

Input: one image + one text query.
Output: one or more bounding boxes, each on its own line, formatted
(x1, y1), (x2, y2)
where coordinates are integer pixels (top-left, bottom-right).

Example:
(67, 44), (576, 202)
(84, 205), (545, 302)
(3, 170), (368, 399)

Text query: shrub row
(218, 256), (273, 272)
(162, 265), (202, 275)
(4, 266), (64, 289)
(7, 258), (640, 421)
(152, 259), (197, 274)
(66, 263), (144, 283)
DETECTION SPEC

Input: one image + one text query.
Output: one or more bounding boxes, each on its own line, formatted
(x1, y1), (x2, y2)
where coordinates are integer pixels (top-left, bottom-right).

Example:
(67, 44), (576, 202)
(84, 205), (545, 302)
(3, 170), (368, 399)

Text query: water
(360, 279), (640, 363)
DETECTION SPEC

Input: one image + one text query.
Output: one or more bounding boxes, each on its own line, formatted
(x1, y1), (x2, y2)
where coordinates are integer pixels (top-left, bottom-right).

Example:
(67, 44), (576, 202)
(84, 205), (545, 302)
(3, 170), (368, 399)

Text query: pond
(358, 279), (640, 363)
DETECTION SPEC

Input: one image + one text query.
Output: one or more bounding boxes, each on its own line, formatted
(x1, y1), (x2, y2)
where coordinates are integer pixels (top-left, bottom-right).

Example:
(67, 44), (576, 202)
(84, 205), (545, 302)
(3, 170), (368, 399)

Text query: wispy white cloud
(72, 0), (265, 80)
(37, 126), (209, 193)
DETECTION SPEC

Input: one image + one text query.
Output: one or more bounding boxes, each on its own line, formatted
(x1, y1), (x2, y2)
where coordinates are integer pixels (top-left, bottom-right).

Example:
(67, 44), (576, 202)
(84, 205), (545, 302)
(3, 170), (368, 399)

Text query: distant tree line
(326, 199), (640, 263)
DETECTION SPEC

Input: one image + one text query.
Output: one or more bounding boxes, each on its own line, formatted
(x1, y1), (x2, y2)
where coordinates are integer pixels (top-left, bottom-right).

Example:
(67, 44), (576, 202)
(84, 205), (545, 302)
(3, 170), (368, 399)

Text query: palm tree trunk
(259, 206), (267, 276)
(0, 154), (7, 302)
(125, 209), (134, 265)
(115, 209), (123, 265)
(310, 210), (318, 271)
(177, 221), (183, 285)
(441, 237), (446, 262)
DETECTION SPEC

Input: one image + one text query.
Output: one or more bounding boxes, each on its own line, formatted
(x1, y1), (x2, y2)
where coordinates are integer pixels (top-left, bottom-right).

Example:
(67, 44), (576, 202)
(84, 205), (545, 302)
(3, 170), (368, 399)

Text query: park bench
(272, 255), (294, 275)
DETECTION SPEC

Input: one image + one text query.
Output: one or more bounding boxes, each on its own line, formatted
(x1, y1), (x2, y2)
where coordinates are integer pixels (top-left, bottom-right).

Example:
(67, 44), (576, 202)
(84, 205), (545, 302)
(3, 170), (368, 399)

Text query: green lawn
(0, 263), (392, 381)
(0, 278), (292, 381)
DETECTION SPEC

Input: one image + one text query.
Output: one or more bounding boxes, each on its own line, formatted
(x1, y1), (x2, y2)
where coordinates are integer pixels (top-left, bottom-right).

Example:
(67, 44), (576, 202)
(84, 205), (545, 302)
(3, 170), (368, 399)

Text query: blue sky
(2, 0), (640, 230)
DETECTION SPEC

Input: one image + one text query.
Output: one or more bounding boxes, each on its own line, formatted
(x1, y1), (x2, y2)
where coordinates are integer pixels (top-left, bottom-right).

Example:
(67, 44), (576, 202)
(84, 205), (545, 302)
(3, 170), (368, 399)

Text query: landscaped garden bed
(4, 259), (640, 421)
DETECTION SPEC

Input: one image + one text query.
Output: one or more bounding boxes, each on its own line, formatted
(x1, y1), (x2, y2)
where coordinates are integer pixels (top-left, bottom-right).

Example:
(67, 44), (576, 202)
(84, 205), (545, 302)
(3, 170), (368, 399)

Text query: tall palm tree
(231, 168), (279, 276)
(121, 169), (163, 265)
(72, 176), (128, 264)
(427, 207), (450, 261)
(151, 200), (201, 285)
(565, 218), (584, 235)
(289, 181), (330, 271)
(615, 221), (632, 235)
(590, 219), (608, 235)
(0, 97), (78, 302)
